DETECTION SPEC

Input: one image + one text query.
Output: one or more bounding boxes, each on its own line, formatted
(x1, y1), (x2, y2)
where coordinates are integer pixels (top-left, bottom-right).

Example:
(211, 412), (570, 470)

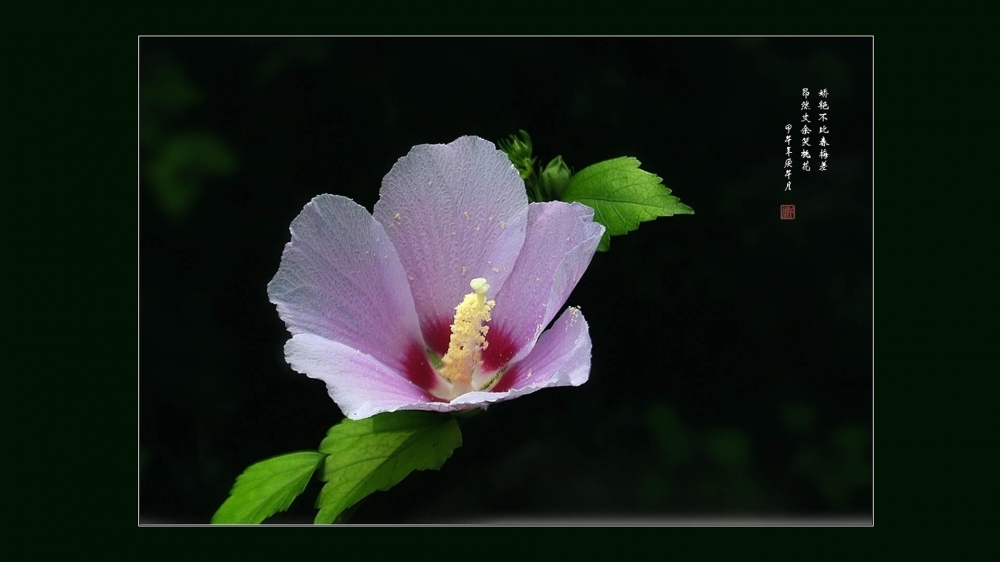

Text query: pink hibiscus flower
(268, 136), (604, 420)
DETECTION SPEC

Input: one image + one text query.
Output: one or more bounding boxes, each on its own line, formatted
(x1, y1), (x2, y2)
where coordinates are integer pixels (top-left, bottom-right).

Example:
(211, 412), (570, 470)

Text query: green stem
(530, 179), (543, 203)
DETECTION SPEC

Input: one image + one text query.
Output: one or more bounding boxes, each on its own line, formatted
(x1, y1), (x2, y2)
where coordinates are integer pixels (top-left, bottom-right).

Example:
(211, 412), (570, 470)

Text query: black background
(139, 37), (873, 523)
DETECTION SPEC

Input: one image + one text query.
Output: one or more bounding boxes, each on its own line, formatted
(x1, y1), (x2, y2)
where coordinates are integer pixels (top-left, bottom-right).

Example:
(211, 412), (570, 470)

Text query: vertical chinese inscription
(784, 123), (793, 190)
(799, 88), (831, 171)
(783, 88), (832, 219)
(801, 88), (811, 171)
(817, 88), (830, 171)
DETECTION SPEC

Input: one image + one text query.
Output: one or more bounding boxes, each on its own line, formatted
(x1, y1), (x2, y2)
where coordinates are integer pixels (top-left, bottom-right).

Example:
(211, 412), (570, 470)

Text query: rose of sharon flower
(268, 136), (604, 420)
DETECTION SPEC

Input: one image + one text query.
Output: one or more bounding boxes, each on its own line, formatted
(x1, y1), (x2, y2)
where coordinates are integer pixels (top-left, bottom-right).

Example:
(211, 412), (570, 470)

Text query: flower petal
(373, 136), (529, 353)
(453, 306), (593, 406)
(285, 295), (592, 418)
(482, 202), (603, 370)
(268, 194), (424, 374)
(286, 334), (439, 420)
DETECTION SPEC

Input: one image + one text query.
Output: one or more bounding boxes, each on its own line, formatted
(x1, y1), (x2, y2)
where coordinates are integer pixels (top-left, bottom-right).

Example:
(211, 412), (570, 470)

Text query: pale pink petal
(285, 334), (440, 420)
(455, 306), (593, 404)
(268, 194), (424, 374)
(287, 333), (520, 420)
(372, 136), (529, 354)
(482, 202), (603, 371)
(286, 310), (592, 420)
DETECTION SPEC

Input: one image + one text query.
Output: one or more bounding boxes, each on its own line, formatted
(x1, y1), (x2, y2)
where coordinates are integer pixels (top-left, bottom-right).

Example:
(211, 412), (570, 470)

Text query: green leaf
(212, 451), (324, 524)
(562, 156), (693, 251)
(315, 411), (462, 524)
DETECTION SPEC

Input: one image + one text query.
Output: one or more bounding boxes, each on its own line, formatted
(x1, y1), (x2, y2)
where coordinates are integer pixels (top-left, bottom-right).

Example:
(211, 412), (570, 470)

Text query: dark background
(139, 37), (873, 524)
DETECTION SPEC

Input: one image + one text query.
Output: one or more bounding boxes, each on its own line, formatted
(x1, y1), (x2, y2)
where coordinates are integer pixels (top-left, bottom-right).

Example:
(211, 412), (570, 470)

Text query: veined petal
(482, 202), (603, 371)
(268, 195), (424, 374)
(457, 307), (593, 405)
(373, 136), (529, 354)
(286, 334), (437, 420)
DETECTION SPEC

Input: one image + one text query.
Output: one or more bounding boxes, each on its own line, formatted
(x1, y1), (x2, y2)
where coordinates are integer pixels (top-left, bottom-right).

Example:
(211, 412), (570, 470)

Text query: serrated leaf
(562, 156), (693, 250)
(212, 451), (324, 524)
(315, 411), (462, 524)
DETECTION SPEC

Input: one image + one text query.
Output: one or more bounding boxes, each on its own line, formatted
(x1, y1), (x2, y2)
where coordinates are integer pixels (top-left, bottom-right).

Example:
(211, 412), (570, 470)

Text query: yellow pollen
(440, 278), (495, 385)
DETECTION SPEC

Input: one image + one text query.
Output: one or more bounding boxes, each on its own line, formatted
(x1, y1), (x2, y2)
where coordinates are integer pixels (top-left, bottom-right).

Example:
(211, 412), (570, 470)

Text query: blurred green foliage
(148, 133), (238, 219)
(256, 40), (330, 84)
(640, 402), (869, 512)
(793, 424), (870, 508)
(141, 55), (238, 220)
